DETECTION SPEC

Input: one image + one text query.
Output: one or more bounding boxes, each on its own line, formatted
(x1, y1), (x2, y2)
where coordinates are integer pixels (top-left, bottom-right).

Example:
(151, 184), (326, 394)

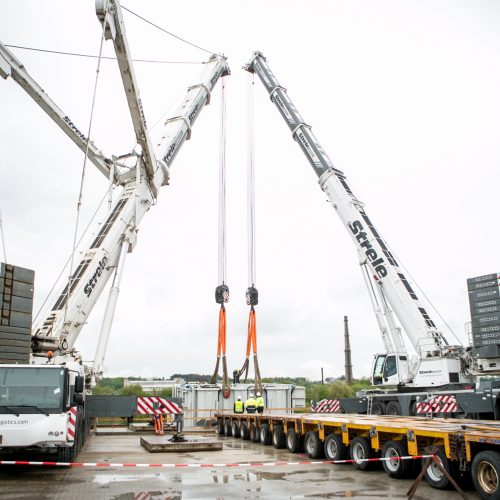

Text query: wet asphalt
(0, 432), (479, 499)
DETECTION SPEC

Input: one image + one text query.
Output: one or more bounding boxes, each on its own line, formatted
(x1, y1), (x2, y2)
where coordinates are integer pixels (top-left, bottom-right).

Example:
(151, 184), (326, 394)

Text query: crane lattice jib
(245, 51), (446, 355)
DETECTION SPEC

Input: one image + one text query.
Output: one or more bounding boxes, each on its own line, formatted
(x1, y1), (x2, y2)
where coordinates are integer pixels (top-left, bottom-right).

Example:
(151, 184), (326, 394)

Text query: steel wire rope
(62, 0), (110, 334)
(4, 44), (205, 64)
(247, 72), (256, 289)
(32, 187), (116, 327)
(120, 5), (217, 56)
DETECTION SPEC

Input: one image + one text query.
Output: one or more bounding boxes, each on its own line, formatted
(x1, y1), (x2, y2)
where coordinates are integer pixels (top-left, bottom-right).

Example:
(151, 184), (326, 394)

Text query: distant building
(124, 378), (185, 392)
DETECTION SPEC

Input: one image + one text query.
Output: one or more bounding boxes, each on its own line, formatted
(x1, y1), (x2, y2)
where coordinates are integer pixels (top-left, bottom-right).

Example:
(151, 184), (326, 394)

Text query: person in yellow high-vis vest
(256, 392), (265, 414)
(233, 396), (244, 414)
(245, 394), (256, 414)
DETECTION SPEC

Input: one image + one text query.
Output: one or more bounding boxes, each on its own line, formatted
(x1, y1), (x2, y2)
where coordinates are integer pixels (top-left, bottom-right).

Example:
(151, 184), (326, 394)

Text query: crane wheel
(385, 401), (402, 416)
(371, 401), (386, 415)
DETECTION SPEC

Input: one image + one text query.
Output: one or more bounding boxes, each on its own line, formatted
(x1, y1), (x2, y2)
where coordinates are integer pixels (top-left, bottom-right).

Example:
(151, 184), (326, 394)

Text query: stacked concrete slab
(468, 272), (500, 358)
(0, 262), (34, 364)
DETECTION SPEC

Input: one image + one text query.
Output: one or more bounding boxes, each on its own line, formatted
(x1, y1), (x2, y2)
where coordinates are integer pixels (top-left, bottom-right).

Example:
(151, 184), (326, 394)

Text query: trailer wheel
(231, 421), (240, 438)
(423, 446), (454, 489)
(386, 401), (402, 416)
(350, 436), (375, 471)
(249, 423), (260, 443)
(240, 421), (249, 440)
(286, 428), (303, 453)
(224, 419), (232, 437)
(381, 440), (410, 478)
(324, 433), (347, 461)
(304, 431), (324, 459)
(371, 401), (386, 415)
(217, 419), (225, 435)
(472, 451), (500, 499)
(272, 425), (286, 449)
(260, 423), (272, 445)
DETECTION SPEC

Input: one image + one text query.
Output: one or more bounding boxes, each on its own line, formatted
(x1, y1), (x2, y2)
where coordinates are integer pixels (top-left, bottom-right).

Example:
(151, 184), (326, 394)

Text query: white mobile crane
(244, 51), (500, 418)
(0, 0), (229, 460)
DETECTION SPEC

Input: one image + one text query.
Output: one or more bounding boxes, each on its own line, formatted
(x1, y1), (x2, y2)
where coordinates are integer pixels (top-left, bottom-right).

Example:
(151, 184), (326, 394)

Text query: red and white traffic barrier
(0, 454), (434, 468)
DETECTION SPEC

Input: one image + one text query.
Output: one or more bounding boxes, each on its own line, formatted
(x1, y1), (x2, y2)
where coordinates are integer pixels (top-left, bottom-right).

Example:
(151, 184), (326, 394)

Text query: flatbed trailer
(215, 411), (500, 499)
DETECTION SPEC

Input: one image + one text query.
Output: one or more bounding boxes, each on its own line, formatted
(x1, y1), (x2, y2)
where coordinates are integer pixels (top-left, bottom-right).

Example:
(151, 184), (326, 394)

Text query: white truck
(244, 51), (500, 418)
(0, 0), (229, 460)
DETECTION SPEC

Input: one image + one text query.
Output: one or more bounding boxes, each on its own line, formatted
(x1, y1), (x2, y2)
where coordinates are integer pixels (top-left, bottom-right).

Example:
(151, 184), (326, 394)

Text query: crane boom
(244, 51), (446, 359)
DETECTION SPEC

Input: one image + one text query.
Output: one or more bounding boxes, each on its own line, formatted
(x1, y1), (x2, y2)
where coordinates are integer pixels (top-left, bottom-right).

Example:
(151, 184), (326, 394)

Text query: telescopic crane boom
(244, 51), (495, 388)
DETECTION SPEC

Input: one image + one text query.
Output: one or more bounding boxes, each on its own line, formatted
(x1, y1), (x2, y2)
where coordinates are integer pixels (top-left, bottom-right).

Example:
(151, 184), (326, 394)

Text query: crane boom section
(0, 42), (114, 181)
(245, 51), (445, 356)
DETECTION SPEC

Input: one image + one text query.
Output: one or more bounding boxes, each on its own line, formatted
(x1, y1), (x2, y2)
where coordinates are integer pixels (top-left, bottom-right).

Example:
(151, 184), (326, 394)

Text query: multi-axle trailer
(216, 411), (500, 499)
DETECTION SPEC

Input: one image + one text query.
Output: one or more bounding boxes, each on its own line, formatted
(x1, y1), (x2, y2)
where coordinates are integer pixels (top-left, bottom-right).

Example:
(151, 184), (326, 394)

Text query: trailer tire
(272, 426), (286, 449)
(286, 428), (303, 453)
(240, 421), (249, 440)
(260, 423), (272, 445)
(386, 401), (402, 416)
(231, 421), (240, 438)
(423, 446), (455, 489)
(472, 450), (500, 499)
(324, 433), (347, 462)
(224, 419), (232, 437)
(217, 419), (225, 435)
(381, 440), (410, 478)
(249, 423), (260, 443)
(304, 431), (324, 459)
(371, 401), (386, 415)
(350, 436), (376, 471)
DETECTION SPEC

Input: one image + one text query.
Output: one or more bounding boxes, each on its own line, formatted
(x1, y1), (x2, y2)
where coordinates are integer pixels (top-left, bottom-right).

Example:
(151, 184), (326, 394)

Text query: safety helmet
(237, 396), (241, 401)
(249, 393), (254, 398)
(256, 392), (261, 397)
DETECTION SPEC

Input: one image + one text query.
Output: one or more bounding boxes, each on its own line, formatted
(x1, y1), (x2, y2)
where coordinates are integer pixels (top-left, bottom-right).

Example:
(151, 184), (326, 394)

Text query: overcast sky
(1, 1), (499, 381)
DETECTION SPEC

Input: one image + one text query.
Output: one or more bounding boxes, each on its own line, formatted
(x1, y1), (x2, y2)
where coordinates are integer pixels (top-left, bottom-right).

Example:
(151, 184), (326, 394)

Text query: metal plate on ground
(140, 434), (222, 453)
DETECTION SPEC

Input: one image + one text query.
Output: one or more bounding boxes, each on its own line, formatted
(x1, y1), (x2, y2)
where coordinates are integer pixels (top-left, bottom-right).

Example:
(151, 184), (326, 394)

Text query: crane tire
(260, 423), (272, 445)
(371, 401), (386, 415)
(324, 433), (348, 461)
(386, 401), (402, 416)
(472, 451), (500, 499)
(272, 426), (286, 449)
(381, 440), (410, 478)
(286, 428), (303, 453)
(350, 436), (376, 471)
(240, 421), (249, 440)
(304, 431), (324, 459)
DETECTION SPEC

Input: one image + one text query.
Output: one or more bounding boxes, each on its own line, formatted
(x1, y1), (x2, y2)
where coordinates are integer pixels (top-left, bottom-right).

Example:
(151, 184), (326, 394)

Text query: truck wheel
(381, 440), (410, 478)
(324, 434), (347, 462)
(231, 421), (240, 438)
(260, 423), (272, 445)
(304, 431), (324, 459)
(286, 428), (303, 453)
(423, 446), (455, 489)
(224, 419), (232, 437)
(272, 426), (286, 449)
(472, 450), (500, 499)
(386, 401), (402, 416)
(249, 423), (260, 443)
(371, 401), (386, 415)
(217, 419), (225, 435)
(240, 421), (249, 440)
(350, 436), (375, 471)
(57, 443), (76, 464)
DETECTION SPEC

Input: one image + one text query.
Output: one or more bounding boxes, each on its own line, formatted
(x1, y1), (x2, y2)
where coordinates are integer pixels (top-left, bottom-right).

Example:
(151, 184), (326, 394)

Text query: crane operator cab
(371, 353), (411, 386)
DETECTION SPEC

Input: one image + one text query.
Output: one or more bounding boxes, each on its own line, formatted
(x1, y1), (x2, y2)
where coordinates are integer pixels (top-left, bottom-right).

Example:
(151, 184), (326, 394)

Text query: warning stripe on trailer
(137, 397), (181, 415)
(416, 395), (458, 414)
(0, 454), (434, 468)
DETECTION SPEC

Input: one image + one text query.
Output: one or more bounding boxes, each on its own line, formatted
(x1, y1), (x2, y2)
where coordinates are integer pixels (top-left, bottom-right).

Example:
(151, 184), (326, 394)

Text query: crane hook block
(215, 284), (230, 304)
(246, 287), (259, 306)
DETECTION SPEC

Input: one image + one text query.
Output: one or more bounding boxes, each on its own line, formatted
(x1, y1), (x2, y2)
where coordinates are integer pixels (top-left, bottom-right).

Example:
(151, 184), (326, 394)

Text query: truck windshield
(0, 367), (65, 411)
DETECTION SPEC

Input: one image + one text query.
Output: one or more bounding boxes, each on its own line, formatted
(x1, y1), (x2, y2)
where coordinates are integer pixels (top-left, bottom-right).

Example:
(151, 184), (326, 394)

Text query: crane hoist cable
(238, 72), (262, 396)
(210, 76), (230, 399)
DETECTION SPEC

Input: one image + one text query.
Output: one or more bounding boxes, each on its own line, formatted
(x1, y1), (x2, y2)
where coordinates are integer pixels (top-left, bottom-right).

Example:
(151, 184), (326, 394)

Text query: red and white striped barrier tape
(0, 454), (435, 468)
